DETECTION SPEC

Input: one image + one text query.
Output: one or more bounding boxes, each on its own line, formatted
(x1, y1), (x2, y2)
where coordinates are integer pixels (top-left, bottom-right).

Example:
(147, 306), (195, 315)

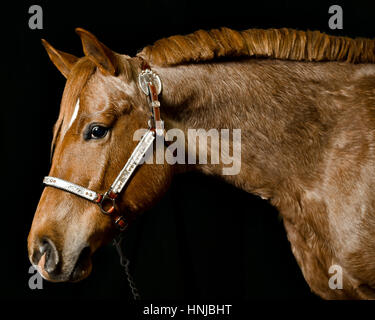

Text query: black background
(2, 0), (375, 307)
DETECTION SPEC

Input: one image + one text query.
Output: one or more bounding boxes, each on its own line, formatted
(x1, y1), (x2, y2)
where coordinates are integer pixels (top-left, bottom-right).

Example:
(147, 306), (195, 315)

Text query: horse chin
(69, 247), (92, 282)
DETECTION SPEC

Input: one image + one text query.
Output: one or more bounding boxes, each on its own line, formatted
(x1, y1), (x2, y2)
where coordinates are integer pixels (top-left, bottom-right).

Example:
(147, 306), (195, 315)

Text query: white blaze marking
(68, 99), (80, 129)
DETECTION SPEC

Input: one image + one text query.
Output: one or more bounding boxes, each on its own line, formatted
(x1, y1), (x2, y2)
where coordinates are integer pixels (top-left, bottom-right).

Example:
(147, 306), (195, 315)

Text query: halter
(43, 62), (163, 231)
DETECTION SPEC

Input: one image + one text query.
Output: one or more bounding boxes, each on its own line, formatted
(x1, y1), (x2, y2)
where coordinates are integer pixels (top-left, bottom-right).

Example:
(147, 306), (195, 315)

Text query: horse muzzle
(28, 236), (92, 282)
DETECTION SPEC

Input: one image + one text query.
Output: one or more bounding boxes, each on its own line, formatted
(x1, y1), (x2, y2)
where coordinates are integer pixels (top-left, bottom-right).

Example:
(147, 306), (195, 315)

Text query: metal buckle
(138, 69), (162, 96)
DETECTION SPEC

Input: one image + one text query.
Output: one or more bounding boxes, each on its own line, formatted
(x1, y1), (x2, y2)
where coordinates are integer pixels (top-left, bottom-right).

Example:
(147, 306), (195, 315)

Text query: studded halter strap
(43, 61), (163, 231)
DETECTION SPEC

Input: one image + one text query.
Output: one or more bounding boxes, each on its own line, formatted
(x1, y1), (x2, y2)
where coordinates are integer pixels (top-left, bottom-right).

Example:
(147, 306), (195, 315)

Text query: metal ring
(98, 193), (116, 215)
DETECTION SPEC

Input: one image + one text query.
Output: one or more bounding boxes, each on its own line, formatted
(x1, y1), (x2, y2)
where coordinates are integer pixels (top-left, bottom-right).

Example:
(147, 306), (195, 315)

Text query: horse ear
(41, 39), (79, 78)
(75, 28), (117, 76)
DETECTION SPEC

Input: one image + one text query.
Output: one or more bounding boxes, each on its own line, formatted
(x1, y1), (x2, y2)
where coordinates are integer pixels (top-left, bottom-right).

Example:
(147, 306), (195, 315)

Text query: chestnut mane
(137, 27), (375, 66)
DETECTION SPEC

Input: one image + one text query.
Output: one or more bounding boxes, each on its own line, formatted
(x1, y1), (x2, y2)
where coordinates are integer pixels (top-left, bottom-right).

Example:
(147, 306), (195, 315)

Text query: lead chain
(113, 235), (141, 300)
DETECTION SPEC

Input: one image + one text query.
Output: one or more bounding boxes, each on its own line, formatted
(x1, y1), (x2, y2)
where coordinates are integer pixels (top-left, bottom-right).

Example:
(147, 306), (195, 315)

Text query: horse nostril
(39, 237), (59, 274)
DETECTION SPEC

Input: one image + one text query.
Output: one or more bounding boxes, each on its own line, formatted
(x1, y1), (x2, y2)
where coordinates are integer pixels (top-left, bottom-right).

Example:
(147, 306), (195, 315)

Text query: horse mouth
(69, 246), (92, 282)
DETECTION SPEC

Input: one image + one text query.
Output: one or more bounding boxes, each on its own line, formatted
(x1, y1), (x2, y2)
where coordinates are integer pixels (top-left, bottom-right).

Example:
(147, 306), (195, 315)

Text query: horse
(27, 27), (375, 299)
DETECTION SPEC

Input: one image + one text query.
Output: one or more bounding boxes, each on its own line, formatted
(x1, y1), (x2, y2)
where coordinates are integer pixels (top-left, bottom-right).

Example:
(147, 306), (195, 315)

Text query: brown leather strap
(148, 83), (161, 122)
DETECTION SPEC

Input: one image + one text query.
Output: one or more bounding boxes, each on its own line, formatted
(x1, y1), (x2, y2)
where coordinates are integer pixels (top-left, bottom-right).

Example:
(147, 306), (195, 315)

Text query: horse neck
(153, 59), (354, 203)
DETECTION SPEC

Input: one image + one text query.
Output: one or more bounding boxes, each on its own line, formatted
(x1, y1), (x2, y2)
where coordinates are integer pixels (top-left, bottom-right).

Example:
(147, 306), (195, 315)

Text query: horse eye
(90, 125), (108, 139)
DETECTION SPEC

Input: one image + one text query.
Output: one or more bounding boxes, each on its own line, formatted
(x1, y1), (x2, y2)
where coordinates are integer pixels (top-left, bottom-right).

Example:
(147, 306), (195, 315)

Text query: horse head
(27, 29), (173, 282)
